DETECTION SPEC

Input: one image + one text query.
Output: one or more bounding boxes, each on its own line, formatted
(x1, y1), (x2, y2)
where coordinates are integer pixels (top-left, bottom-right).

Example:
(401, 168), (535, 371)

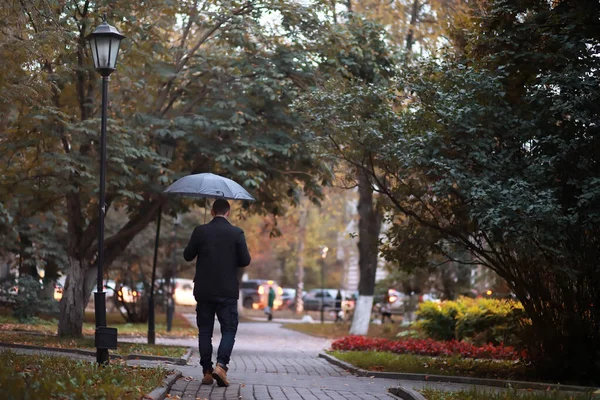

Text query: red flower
(331, 336), (523, 361)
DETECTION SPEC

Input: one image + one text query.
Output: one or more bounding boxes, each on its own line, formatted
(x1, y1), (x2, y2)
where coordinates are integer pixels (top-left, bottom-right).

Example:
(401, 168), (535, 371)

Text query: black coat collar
(209, 216), (231, 225)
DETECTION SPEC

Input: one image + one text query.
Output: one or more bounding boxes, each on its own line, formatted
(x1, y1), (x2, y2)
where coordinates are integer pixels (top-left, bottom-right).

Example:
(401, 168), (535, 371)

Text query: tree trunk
(58, 256), (88, 337)
(405, 0), (419, 53)
(294, 202), (309, 314)
(350, 170), (382, 335)
(58, 201), (162, 337)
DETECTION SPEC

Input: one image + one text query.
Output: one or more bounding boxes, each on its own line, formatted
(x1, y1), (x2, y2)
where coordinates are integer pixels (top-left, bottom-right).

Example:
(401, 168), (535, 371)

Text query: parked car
(53, 277), (116, 303)
(115, 282), (142, 303)
(375, 288), (407, 315)
(281, 288), (298, 309)
(240, 279), (283, 310)
(172, 278), (195, 306)
(53, 276), (66, 301)
(302, 289), (354, 311)
(420, 293), (441, 303)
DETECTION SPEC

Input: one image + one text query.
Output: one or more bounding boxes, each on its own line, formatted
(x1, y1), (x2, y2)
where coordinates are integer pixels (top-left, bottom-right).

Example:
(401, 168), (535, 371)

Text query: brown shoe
(201, 371), (214, 385)
(212, 364), (229, 387)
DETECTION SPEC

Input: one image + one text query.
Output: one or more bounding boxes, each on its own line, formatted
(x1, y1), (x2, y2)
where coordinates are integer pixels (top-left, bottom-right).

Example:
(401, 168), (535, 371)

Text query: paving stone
(111, 319), (402, 399)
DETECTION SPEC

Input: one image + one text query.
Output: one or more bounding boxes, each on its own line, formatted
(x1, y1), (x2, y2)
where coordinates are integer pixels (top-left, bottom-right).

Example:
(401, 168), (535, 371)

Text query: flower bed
(331, 335), (522, 360)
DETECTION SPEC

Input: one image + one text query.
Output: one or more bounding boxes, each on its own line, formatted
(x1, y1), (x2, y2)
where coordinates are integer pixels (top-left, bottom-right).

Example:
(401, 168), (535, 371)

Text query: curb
(126, 347), (193, 365)
(125, 353), (179, 364)
(180, 347), (194, 364)
(389, 387), (427, 400)
(143, 370), (182, 400)
(318, 353), (598, 393)
(0, 342), (191, 364)
(0, 342), (122, 359)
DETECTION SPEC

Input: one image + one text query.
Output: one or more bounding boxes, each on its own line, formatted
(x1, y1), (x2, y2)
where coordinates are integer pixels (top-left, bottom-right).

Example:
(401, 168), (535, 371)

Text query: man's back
(184, 217), (251, 300)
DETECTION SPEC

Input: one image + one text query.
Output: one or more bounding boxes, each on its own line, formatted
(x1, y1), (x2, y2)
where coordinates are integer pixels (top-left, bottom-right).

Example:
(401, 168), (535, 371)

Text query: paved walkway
(123, 314), (514, 399)
(123, 314), (399, 399)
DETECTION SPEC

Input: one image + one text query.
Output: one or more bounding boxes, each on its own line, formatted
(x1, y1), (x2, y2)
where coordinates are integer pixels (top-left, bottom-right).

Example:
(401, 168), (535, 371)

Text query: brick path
(128, 315), (401, 399)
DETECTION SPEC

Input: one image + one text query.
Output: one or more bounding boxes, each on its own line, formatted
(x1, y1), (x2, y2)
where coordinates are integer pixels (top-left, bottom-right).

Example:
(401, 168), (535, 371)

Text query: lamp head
(86, 14), (125, 76)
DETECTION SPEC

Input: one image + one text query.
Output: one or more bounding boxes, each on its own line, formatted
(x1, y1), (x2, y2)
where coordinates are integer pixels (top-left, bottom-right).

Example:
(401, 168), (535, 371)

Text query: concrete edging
(143, 370), (182, 400)
(318, 352), (599, 393)
(180, 347), (193, 365)
(0, 342), (122, 359)
(125, 346), (192, 365)
(0, 342), (192, 365)
(388, 387), (427, 400)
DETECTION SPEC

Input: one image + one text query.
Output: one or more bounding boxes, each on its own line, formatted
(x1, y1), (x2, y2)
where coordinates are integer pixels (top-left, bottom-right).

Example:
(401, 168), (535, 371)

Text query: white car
(53, 277), (116, 303)
(172, 278), (196, 306)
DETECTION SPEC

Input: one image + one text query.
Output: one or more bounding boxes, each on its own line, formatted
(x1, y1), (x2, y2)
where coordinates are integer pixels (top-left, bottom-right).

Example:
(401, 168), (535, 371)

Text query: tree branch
(153, 2), (253, 114)
(84, 200), (163, 261)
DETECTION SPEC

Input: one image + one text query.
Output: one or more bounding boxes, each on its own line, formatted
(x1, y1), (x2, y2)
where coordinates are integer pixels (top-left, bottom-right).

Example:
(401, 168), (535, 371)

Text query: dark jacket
(183, 217), (251, 300)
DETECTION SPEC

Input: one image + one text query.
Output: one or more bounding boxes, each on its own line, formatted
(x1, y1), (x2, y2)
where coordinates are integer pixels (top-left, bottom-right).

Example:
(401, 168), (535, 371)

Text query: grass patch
(0, 350), (166, 400)
(0, 312), (196, 337)
(83, 311), (196, 337)
(0, 331), (187, 358)
(330, 350), (531, 381)
(420, 388), (596, 400)
(283, 322), (409, 339)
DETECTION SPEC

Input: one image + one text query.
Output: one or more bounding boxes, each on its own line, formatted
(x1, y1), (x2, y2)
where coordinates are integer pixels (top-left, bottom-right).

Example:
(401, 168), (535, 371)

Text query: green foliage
(455, 298), (525, 347)
(420, 388), (595, 400)
(344, 0), (600, 383)
(0, 351), (165, 400)
(416, 298), (525, 346)
(416, 301), (462, 341)
(0, 277), (58, 322)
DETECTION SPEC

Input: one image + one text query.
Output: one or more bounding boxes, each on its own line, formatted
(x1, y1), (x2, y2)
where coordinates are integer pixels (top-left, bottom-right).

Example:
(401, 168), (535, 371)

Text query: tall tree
(356, 0), (600, 383)
(0, 0), (331, 337)
(296, 7), (398, 333)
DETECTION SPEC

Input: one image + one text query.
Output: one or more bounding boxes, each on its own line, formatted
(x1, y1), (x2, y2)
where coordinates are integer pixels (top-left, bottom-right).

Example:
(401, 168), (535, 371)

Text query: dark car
(240, 279), (282, 309)
(303, 289), (354, 311)
(281, 288), (299, 309)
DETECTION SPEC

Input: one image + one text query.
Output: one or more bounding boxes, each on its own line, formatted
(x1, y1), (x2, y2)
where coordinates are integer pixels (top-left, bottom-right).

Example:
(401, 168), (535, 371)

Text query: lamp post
(320, 246), (329, 324)
(166, 215), (181, 332)
(86, 15), (125, 365)
(148, 140), (176, 344)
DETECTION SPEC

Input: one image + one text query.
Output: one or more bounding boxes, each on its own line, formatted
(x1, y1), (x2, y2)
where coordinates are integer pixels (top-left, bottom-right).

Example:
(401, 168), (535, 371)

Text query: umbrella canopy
(164, 173), (255, 201)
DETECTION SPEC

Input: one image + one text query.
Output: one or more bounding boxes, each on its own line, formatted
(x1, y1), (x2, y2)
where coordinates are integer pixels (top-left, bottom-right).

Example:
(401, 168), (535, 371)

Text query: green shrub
(0, 276), (58, 322)
(420, 388), (595, 400)
(416, 300), (463, 341)
(455, 298), (524, 346)
(416, 297), (528, 346)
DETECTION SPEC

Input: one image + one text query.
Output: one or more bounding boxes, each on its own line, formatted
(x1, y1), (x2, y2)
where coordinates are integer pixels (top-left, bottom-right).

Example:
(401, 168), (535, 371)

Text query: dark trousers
(196, 297), (239, 372)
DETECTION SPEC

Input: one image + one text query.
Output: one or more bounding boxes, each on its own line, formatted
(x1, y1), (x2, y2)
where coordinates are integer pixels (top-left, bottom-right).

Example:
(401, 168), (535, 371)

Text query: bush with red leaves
(331, 336), (523, 361)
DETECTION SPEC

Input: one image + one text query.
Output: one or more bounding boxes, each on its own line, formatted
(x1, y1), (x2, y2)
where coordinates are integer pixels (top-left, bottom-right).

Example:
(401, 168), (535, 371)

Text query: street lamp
(320, 246), (329, 324)
(166, 214), (181, 332)
(148, 140), (176, 344)
(86, 15), (125, 365)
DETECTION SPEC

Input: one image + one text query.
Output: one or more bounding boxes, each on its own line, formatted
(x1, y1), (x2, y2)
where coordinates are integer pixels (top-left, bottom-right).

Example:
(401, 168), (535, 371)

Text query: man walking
(184, 199), (251, 387)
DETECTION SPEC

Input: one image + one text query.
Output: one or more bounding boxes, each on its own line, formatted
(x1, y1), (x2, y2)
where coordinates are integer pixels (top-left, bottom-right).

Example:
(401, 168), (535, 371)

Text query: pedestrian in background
(265, 285), (275, 321)
(184, 199), (251, 387)
(334, 289), (343, 323)
(380, 297), (394, 323)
